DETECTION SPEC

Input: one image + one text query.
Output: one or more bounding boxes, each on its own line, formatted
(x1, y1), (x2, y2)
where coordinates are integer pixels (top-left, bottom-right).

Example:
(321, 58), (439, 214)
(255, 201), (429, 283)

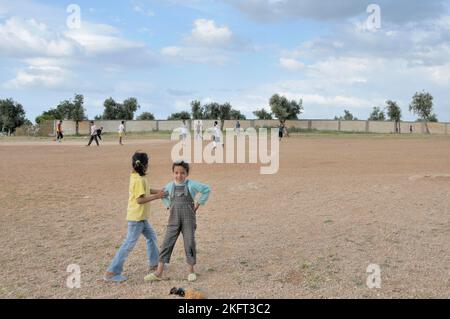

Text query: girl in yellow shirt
(104, 151), (166, 283)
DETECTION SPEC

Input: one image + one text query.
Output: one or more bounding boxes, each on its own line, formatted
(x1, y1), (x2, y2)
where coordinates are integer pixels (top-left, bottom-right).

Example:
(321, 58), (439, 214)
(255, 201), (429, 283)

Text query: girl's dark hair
(172, 160), (190, 175)
(132, 152), (149, 176)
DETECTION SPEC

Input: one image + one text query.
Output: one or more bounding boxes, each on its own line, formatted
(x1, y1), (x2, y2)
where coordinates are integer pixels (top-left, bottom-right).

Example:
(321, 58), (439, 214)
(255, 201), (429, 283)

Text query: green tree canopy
(191, 100), (204, 120)
(35, 94), (87, 124)
(137, 112), (155, 120)
(269, 94), (303, 120)
(335, 110), (358, 121)
(189, 100), (245, 126)
(368, 107), (386, 121)
(253, 108), (273, 120)
(230, 109), (246, 120)
(386, 100), (402, 133)
(168, 111), (191, 120)
(386, 100), (402, 122)
(0, 98), (27, 134)
(409, 91), (437, 121)
(409, 91), (437, 133)
(100, 97), (140, 120)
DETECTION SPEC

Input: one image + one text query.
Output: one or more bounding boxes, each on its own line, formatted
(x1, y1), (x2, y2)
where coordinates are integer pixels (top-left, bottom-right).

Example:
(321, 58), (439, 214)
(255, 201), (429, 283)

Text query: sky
(0, 0), (449, 122)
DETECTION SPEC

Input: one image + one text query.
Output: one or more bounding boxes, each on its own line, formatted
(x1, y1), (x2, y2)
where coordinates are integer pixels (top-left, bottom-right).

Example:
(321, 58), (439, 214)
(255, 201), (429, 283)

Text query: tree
(191, 100), (204, 120)
(72, 94), (86, 135)
(137, 112), (155, 120)
(101, 97), (140, 120)
(269, 94), (303, 121)
(253, 109), (273, 120)
(230, 109), (246, 120)
(35, 94), (87, 135)
(0, 99), (27, 135)
(368, 107), (386, 121)
(428, 113), (438, 122)
(102, 97), (119, 120)
(335, 110), (358, 121)
(409, 91), (436, 134)
(189, 100), (245, 127)
(168, 111), (191, 120)
(386, 100), (402, 133)
(35, 108), (60, 124)
(122, 98), (140, 120)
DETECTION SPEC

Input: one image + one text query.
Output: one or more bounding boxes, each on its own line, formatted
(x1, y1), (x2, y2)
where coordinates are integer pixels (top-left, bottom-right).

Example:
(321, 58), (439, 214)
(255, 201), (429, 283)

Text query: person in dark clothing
(96, 127), (104, 141)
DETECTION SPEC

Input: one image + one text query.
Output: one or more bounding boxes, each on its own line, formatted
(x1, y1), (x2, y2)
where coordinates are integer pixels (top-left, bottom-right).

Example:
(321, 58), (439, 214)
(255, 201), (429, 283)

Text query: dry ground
(0, 134), (449, 299)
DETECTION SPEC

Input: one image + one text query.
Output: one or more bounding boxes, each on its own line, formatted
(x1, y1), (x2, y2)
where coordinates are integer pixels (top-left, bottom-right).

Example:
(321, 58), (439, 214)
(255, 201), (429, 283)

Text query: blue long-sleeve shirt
(162, 180), (211, 207)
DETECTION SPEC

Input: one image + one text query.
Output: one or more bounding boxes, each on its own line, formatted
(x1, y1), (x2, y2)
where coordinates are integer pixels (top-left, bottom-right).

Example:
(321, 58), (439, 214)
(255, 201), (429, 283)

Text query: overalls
(159, 182), (197, 266)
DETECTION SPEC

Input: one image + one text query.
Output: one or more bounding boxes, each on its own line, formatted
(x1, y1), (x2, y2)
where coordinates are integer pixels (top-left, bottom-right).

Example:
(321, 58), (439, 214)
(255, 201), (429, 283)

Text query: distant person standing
(56, 120), (64, 143)
(235, 120), (241, 136)
(118, 121), (125, 145)
(194, 120), (202, 140)
(213, 121), (222, 149)
(86, 121), (99, 147)
(410, 125), (413, 134)
(180, 120), (188, 146)
(278, 121), (285, 141)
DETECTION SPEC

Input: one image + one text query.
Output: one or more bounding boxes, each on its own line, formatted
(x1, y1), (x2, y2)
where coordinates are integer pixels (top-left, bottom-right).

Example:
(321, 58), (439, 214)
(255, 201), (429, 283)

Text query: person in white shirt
(118, 121), (125, 145)
(180, 120), (188, 146)
(86, 121), (100, 147)
(194, 120), (202, 140)
(213, 121), (222, 149)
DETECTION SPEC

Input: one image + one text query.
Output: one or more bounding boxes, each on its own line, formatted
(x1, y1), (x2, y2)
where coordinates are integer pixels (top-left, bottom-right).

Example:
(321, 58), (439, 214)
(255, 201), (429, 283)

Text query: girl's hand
(194, 203), (200, 212)
(156, 191), (166, 199)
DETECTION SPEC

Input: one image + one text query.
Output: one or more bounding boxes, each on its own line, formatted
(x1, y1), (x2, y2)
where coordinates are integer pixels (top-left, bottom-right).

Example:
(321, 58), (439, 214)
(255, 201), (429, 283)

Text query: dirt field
(0, 134), (449, 299)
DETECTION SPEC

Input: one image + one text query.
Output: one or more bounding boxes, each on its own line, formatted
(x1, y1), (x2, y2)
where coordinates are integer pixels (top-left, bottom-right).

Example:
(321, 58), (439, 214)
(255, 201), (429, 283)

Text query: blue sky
(0, 0), (449, 122)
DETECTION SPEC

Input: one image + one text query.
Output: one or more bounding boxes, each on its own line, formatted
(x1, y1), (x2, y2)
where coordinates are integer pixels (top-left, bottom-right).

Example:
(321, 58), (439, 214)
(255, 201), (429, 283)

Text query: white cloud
(160, 46), (230, 65)
(279, 58), (305, 71)
(160, 18), (244, 65)
(133, 5), (155, 17)
(64, 22), (146, 55)
(0, 17), (81, 58)
(4, 58), (73, 89)
(186, 19), (233, 47)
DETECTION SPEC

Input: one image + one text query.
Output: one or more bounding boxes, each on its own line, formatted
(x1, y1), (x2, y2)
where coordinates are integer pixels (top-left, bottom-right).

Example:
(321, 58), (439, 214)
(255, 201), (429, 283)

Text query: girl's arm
(137, 191), (165, 205)
(150, 189), (164, 195)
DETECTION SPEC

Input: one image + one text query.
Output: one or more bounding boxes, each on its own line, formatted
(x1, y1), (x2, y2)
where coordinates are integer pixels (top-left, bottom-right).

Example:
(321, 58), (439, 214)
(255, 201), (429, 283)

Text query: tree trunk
(76, 121), (79, 136)
(424, 121), (430, 134)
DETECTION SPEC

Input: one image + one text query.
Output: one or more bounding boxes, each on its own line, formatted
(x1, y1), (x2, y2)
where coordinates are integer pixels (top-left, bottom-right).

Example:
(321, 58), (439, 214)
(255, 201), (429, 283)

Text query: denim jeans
(107, 220), (159, 275)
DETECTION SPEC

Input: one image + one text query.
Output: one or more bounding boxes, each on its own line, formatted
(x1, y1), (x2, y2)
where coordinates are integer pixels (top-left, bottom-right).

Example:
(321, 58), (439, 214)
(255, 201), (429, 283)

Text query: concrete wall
(340, 120), (367, 132)
(368, 121), (396, 134)
(254, 120), (280, 128)
(126, 121), (158, 132)
(223, 120), (253, 129)
(157, 120), (186, 131)
(427, 122), (446, 135)
(285, 120), (310, 129)
(399, 122), (423, 134)
(311, 120), (339, 131)
(43, 119), (450, 136)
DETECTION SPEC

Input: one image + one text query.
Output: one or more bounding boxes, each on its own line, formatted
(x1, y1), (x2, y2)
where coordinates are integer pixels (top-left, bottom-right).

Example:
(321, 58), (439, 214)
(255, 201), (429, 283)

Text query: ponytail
(132, 152), (149, 176)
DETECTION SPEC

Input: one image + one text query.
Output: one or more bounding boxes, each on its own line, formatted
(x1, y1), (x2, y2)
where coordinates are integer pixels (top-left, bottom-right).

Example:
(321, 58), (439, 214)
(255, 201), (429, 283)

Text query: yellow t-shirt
(126, 173), (150, 221)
